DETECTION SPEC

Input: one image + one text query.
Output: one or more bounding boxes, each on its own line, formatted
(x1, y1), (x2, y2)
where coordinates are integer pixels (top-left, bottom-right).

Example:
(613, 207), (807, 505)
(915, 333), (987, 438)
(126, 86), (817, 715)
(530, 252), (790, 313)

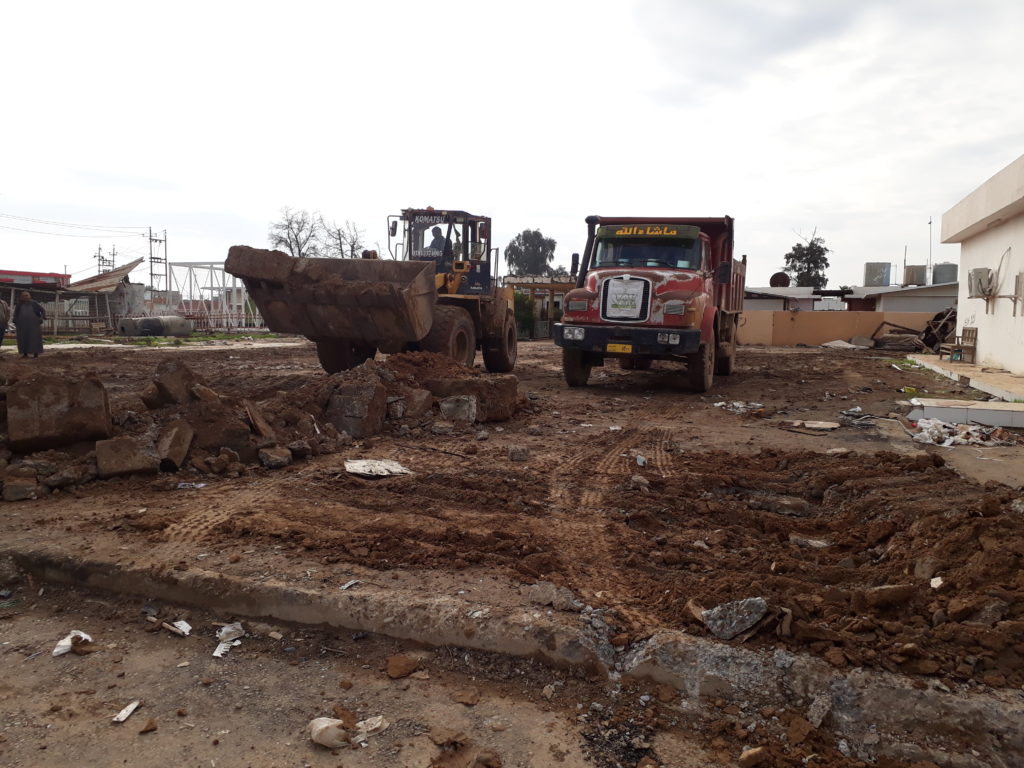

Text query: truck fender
(700, 306), (717, 346)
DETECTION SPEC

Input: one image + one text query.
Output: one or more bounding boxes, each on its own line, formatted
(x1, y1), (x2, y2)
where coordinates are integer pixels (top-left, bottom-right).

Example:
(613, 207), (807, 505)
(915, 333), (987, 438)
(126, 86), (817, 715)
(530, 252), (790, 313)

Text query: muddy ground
(1, 339), (1023, 766)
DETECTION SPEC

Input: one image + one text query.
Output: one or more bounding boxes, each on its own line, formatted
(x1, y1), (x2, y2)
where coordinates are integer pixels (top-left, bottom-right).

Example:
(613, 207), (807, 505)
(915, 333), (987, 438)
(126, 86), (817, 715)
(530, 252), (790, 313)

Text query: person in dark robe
(13, 291), (45, 358)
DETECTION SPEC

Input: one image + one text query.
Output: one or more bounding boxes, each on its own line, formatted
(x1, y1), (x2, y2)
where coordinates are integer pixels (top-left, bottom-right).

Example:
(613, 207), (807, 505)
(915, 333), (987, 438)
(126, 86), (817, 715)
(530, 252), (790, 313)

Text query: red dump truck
(553, 215), (745, 391)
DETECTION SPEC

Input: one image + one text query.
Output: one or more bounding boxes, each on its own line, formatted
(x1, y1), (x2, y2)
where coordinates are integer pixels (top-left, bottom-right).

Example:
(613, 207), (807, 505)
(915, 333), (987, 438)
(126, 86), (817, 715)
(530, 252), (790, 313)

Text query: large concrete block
(325, 380), (386, 439)
(95, 436), (160, 479)
(7, 375), (112, 452)
(422, 375), (518, 422)
(186, 401), (256, 462)
(439, 395), (478, 424)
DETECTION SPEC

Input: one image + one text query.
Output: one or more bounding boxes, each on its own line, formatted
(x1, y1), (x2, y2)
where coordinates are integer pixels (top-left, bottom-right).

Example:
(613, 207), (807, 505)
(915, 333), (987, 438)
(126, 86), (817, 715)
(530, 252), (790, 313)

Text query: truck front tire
(562, 348), (592, 387)
(687, 341), (715, 392)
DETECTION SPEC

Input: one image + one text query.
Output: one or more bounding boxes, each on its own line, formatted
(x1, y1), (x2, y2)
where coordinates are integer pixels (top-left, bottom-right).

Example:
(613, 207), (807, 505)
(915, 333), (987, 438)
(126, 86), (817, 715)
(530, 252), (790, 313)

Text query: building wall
(875, 293), (956, 313)
(738, 311), (934, 346)
(955, 213), (1024, 373)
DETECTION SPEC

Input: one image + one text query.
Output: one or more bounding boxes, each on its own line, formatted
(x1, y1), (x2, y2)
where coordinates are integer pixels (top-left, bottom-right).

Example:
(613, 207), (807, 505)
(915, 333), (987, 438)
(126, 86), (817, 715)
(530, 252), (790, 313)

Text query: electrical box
(968, 267), (994, 298)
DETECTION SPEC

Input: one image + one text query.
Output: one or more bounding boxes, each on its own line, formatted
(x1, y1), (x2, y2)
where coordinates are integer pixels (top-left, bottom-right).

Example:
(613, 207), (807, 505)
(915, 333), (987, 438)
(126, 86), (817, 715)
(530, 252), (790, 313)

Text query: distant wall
(738, 311), (934, 346)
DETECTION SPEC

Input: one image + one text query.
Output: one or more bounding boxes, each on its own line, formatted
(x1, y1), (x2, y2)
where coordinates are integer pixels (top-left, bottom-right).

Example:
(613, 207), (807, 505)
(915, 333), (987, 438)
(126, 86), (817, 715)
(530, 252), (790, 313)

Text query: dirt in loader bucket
(225, 246), (437, 344)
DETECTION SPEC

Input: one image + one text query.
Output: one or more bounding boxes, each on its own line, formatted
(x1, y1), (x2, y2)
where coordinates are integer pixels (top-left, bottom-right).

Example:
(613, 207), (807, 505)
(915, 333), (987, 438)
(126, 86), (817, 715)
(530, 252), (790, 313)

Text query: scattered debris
(339, 579), (360, 590)
(714, 401), (764, 414)
(213, 622), (245, 657)
(112, 700), (141, 723)
(912, 417), (1015, 447)
(52, 630), (92, 657)
(343, 459), (412, 477)
(308, 717), (350, 748)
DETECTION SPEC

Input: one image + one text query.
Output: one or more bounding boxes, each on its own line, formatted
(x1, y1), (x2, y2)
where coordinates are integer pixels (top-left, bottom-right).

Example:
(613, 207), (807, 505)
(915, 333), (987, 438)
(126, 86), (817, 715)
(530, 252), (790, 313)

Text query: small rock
(788, 533), (830, 549)
(286, 440), (312, 459)
(701, 597), (768, 640)
(627, 474), (650, 491)
(508, 446), (529, 462)
(385, 654), (419, 679)
(138, 718), (157, 735)
(258, 446), (292, 469)
(738, 746), (768, 767)
(476, 430), (489, 441)
(541, 684), (556, 700)
(526, 424), (543, 436)
(452, 687), (480, 706)
(863, 584), (915, 609)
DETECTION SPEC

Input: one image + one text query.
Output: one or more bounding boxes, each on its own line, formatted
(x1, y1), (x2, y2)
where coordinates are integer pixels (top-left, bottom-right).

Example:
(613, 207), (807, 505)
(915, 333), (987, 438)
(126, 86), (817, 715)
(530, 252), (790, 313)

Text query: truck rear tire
(562, 348), (592, 387)
(421, 305), (476, 367)
(715, 317), (737, 375)
(686, 342), (715, 392)
(316, 339), (376, 374)
(482, 310), (517, 373)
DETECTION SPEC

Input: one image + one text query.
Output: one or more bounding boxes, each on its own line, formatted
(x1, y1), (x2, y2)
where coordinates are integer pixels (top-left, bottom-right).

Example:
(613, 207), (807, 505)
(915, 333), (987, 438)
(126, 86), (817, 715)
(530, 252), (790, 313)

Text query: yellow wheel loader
(225, 208), (517, 374)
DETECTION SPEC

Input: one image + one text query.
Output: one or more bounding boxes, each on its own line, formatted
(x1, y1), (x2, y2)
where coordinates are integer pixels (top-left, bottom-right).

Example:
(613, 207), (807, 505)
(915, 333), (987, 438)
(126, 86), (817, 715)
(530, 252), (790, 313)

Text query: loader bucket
(225, 246), (437, 343)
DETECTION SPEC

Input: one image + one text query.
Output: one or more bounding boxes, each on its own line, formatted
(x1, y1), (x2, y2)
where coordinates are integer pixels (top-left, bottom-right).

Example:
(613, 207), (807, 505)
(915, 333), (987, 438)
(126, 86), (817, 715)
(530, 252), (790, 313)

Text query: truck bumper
(554, 323), (701, 356)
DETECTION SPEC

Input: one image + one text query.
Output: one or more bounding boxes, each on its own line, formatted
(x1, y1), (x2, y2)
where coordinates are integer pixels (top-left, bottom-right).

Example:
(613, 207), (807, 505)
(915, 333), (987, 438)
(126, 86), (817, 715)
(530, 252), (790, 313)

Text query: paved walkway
(908, 353), (1024, 401)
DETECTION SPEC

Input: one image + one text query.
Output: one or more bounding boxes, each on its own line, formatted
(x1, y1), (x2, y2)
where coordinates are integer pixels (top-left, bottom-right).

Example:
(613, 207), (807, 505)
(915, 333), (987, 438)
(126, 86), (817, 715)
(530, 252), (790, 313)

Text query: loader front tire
(483, 310), (517, 373)
(316, 339), (376, 374)
(421, 305), (477, 367)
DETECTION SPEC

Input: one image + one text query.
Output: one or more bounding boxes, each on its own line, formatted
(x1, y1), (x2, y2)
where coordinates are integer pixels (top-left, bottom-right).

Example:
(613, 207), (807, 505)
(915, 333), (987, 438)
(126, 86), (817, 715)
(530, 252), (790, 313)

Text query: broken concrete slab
(439, 395), (478, 424)
(152, 360), (203, 405)
(95, 436), (160, 479)
(2, 476), (41, 502)
(186, 401), (256, 462)
(700, 597), (768, 640)
(325, 379), (386, 439)
(156, 420), (195, 473)
(422, 375), (518, 422)
(6, 375), (112, 452)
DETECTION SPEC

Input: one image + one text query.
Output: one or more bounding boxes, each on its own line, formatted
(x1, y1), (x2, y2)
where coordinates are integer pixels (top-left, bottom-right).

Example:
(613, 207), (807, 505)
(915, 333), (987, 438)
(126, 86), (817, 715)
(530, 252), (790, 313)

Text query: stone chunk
(3, 476), (40, 501)
(259, 446), (292, 469)
(287, 440), (312, 459)
(701, 597), (768, 640)
(7, 375), (112, 452)
(439, 395), (478, 424)
(385, 654), (419, 679)
(156, 420), (195, 472)
(863, 584), (916, 609)
(325, 379), (386, 439)
(153, 360), (202, 405)
(95, 436), (160, 479)
(404, 388), (434, 418)
(508, 446), (529, 462)
(738, 746), (769, 767)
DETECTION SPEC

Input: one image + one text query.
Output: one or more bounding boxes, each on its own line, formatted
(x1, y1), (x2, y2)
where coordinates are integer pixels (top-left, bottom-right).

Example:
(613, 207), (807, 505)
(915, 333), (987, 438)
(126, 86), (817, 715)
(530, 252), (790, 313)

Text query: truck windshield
(593, 238), (701, 269)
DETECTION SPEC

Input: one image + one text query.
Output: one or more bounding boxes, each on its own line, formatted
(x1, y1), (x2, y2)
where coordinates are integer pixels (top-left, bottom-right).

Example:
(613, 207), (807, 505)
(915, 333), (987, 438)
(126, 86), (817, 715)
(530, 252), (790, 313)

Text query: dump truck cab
(554, 215), (745, 392)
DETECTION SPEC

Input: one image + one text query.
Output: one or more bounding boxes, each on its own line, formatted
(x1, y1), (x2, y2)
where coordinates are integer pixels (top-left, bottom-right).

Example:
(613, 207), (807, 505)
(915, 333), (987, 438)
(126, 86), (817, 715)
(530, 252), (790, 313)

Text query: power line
(0, 212), (148, 232)
(0, 223), (147, 238)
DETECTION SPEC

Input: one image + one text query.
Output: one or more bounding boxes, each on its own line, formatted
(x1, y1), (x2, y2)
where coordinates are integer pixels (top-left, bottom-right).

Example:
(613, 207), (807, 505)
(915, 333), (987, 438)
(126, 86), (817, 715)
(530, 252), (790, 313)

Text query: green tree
(783, 233), (830, 289)
(504, 229), (556, 276)
(513, 291), (535, 334)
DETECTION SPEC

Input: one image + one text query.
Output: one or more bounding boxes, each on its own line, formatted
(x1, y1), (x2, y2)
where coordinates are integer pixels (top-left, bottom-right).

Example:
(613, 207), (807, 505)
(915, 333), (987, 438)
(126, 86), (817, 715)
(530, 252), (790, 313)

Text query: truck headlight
(563, 326), (585, 340)
(657, 332), (680, 345)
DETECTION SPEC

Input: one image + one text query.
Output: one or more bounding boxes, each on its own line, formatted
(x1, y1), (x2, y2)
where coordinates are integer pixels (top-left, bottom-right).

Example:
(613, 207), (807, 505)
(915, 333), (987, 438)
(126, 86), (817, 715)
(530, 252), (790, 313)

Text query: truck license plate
(606, 343), (633, 353)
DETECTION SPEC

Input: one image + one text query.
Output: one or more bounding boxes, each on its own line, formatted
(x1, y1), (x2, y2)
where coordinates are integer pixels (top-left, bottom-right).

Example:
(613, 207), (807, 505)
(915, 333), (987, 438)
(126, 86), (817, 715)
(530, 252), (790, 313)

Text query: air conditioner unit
(967, 267), (994, 298)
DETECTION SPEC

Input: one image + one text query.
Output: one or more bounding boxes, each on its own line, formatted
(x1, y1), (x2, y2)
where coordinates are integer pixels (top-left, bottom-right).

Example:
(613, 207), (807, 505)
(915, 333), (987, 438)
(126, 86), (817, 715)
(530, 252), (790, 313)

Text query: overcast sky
(2, 0), (1022, 289)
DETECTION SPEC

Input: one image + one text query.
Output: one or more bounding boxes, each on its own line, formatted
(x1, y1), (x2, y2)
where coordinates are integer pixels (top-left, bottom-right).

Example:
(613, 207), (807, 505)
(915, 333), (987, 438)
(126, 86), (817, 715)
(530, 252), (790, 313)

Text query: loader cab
(391, 209), (494, 295)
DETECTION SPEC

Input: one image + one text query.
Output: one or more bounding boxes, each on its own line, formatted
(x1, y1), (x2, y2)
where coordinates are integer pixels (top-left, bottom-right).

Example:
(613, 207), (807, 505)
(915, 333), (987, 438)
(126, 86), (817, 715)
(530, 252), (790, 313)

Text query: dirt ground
(2, 339), (1023, 766)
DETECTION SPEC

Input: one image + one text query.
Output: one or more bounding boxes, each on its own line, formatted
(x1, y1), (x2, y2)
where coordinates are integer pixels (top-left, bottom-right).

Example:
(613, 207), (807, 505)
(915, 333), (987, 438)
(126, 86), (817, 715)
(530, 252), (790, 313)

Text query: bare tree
(319, 218), (365, 259)
(269, 207), (322, 258)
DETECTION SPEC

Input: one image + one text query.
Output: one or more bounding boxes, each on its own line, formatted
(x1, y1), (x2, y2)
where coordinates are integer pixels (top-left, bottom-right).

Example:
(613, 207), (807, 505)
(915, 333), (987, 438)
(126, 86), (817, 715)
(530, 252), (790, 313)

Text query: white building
(942, 152), (1024, 373)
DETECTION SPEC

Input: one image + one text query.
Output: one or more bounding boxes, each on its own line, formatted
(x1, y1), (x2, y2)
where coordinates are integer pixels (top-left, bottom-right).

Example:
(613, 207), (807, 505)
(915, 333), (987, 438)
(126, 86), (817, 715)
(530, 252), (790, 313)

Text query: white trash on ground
(52, 630), (91, 657)
(344, 459), (412, 477)
(213, 622), (245, 658)
(912, 417), (1014, 447)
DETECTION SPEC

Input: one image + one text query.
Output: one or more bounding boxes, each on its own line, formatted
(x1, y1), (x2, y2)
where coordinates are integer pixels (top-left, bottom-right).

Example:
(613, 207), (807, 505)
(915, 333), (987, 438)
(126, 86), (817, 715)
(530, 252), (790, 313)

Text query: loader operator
(428, 227), (446, 251)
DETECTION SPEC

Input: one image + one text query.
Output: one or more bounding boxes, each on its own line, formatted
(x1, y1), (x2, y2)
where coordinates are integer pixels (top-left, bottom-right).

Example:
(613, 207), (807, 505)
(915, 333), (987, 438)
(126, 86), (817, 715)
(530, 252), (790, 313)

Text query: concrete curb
(7, 545), (1023, 767)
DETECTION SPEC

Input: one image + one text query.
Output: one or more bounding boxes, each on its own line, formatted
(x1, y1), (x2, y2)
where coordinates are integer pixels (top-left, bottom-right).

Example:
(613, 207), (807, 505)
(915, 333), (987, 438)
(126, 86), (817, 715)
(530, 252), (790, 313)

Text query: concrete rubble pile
(0, 353), (518, 501)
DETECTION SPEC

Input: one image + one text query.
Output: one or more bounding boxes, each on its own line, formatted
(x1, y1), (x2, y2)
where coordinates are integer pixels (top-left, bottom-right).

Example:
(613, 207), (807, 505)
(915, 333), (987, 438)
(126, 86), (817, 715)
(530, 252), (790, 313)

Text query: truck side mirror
(715, 261), (732, 284)
(389, 221), (398, 237)
(570, 253), (579, 275)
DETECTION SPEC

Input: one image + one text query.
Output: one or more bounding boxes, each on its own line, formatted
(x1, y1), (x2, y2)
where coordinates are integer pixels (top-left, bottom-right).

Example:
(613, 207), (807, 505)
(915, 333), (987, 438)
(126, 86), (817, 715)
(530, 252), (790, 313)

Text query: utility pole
(96, 245), (114, 273)
(148, 227), (168, 310)
(928, 216), (933, 284)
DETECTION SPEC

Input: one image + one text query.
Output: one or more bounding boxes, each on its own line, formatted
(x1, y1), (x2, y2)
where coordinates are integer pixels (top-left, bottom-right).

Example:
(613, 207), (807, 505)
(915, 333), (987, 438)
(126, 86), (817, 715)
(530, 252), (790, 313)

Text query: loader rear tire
(482, 310), (517, 373)
(421, 305), (476, 367)
(562, 348), (592, 387)
(316, 339), (376, 374)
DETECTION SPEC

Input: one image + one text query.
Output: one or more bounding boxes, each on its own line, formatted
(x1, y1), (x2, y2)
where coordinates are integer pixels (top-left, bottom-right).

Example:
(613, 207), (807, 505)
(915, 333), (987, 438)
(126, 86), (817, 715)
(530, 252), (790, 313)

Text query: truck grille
(600, 276), (651, 322)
